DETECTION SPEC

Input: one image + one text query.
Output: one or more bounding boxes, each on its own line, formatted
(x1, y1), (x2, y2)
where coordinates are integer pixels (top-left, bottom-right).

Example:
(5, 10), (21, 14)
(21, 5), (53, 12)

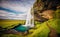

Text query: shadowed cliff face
(32, 0), (60, 22)
(32, 0), (48, 22)
(32, 0), (46, 22)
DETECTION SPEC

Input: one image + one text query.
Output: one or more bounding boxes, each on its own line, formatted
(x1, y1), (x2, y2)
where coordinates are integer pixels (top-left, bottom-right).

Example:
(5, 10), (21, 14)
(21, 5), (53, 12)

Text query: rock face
(31, 0), (48, 22)
(31, 0), (60, 22)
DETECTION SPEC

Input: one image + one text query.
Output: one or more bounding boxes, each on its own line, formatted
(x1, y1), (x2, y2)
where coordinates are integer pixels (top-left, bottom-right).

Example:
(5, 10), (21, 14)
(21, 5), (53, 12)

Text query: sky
(0, 0), (36, 20)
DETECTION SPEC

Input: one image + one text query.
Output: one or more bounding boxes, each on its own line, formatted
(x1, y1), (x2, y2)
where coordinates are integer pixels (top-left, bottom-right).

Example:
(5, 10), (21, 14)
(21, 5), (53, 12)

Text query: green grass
(0, 19), (25, 28)
(0, 19), (60, 37)
(27, 19), (60, 37)
(1, 34), (23, 37)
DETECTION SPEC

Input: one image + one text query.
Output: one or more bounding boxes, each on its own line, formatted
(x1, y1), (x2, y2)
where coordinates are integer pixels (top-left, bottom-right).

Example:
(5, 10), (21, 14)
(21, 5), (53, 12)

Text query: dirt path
(46, 23), (58, 37)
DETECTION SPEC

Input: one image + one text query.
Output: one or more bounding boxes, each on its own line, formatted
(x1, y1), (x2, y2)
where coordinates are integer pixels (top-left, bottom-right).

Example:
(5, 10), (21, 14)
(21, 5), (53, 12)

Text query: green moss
(2, 34), (23, 37)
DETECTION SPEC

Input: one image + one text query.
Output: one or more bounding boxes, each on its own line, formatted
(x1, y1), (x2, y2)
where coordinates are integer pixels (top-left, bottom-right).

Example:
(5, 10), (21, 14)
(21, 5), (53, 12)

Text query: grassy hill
(0, 19), (25, 28)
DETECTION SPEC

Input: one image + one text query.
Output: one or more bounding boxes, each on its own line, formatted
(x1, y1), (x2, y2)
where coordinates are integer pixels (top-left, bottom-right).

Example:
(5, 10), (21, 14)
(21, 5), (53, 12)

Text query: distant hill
(0, 19), (25, 28)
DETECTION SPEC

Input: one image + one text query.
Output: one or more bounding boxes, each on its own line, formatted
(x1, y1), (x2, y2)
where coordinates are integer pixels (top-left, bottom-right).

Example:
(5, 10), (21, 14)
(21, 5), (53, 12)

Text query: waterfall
(23, 7), (34, 28)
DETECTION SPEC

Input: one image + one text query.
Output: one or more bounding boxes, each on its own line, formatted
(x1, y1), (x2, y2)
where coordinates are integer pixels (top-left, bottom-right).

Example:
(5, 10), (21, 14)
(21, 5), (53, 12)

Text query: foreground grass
(0, 19), (60, 37)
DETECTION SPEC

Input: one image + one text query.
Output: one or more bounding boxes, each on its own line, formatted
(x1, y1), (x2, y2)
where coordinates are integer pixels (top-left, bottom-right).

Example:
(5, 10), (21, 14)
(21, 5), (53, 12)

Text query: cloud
(0, 0), (35, 13)
(0, 10), (26, 20)
(0, 0), (36, 20)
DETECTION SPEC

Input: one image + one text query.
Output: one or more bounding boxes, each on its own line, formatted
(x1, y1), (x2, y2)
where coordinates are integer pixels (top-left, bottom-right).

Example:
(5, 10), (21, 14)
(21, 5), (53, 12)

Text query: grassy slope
(28, 19), (60, 37)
